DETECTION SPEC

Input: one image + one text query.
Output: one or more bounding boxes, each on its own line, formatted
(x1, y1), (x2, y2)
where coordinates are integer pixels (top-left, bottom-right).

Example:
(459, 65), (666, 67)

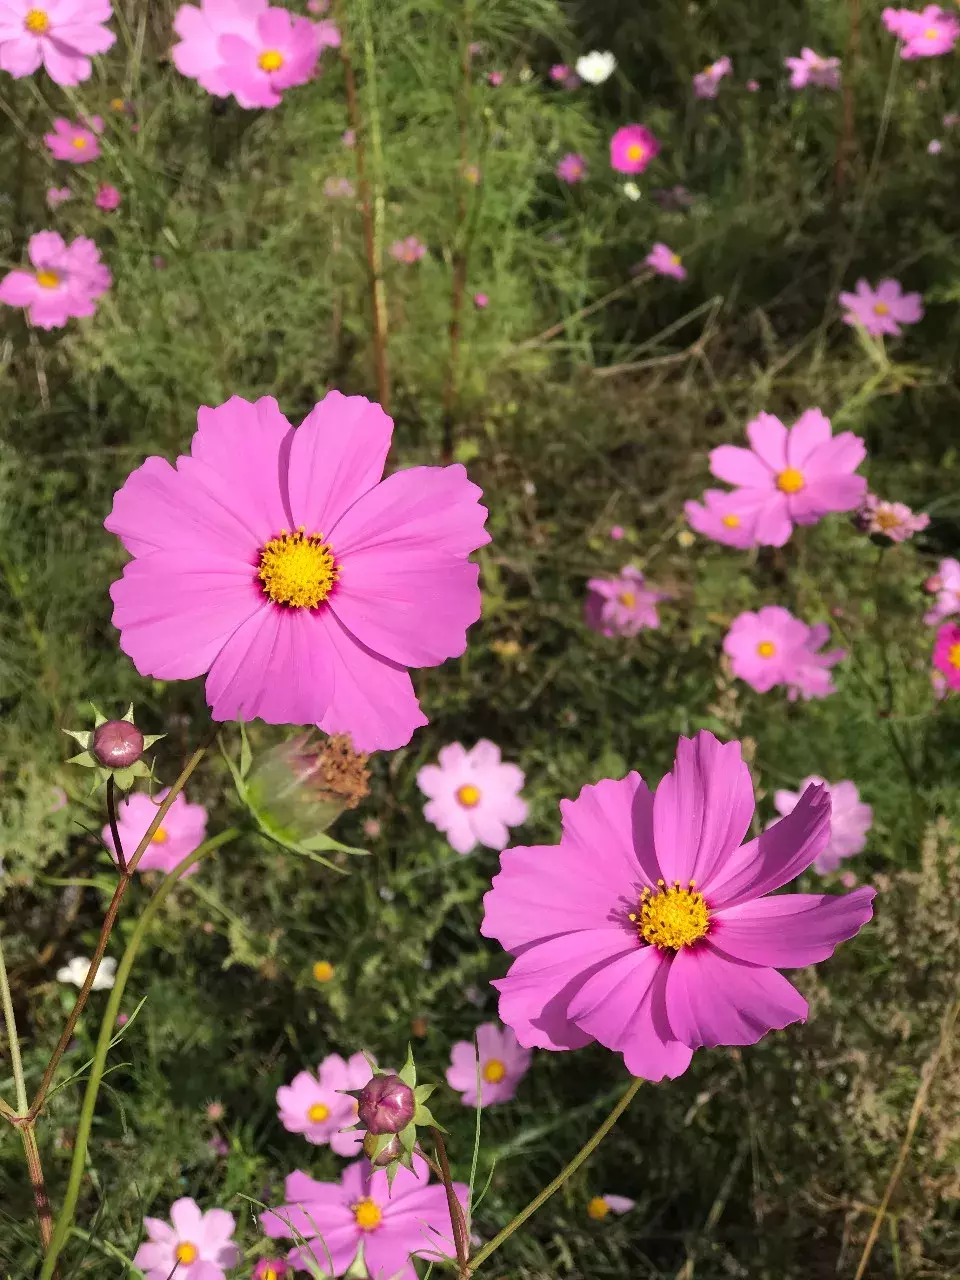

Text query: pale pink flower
(587, 1194), (635, 1219)
(883, 6), (959, 57)
(487, 70), (503, 86)
(95, 183), (121, 211)
(556, 152), (586, 183)
(306, 0), (328, 11)
(684, 488), (768, 549)
(276, 1052), (372, 1155)
(693, 55), (731, 98)
(549, 63), (570, 81)
(610, 124), (660, 174)
(746, 78), (760, 91)
(773, 777), (872, 874)
(341, 127), (355, 146)
(417, 740), (528, 855)
(646, 242), (686, 280)
(134, 1198), (240, 1280)
(102, 788), (207, 876)
(610, 525), (625, 540)
(933, 621), (960, 690)
(0, 231), (111, 330)
(253, 1261), (290, 1280)
(446, 1022), (532, 1106)
(49, 786), (68, 813)
(323, 176), (355, 198)
(857, 493), (929, 541)
(928, 138), (942, 153)
(390, 235), (426, 263)
(838, 278), (924, 336)
(585, 566), (666, 636)
(924, 557), (960, 624)
(473, 291), (489, 308)
(0, 0), (115, 85)
(44, 116), (101, 162)
(784, 47), (841, 89)
(46, 186), (71, 208)
(724, 606), (845, 700)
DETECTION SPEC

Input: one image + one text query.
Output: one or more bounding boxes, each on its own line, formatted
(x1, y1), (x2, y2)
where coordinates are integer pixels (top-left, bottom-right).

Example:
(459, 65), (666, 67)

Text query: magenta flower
(707, 409), (866, 546)
(172, 0), (263, 96)
(261, 1157), (467, 1276)
(0, 0), (115, 85)
(610, 524), (625, 540)
(857, 493), (929, 542)
(773, 778), (872, 874)
(0, 232), (111, 330)
(549, 62), (570, 81)
(105, 392), (489, 752)
(446, 1022), (532, 1106)
(134, 1198), (240, 1280)
(487, 70), (503, 85)
(277, 1051), (371, 1155)
(883, 6), (959, 56)
(253, 1262), (290, 1280)
(746, 78), (760, 91)
(584, 566), (666, 637)
(723, 607), (846, 700)
(101, 788), (207, 877)
(838, 278), (924, 337)
(323, 176), (355, 198)
(217, 6), (323, 107)
(390, 235), (426, 264)
(44, 116), (101, 162)
(924, 557), (960, 624)
(933, 621), (960, 690)
(473, 291), (489, 309)
(610, 124), (660, 174)
(555, 151), (586, 183)
(684, 488), (769, 549)
(95, 183), (121, 211)
(784, 48), (841, 89)
(693, 55), (732, 98)
(646, 242), (686, 280)
(417, 740), (528, 855)
(481, 730), (875, 1081)
(46, 185), (71, 208)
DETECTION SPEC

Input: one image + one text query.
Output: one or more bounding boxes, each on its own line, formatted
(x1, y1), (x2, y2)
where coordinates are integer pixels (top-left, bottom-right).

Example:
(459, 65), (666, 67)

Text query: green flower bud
(245, 732), (370, 844)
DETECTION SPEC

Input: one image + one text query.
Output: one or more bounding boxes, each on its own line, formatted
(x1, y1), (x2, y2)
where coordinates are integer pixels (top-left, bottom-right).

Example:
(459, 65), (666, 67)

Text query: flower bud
(246, 733), (370, 843)
(92, 720), (145, 769)
(357, 1073), (416, 1135)
(363, 1131), (403, 1166)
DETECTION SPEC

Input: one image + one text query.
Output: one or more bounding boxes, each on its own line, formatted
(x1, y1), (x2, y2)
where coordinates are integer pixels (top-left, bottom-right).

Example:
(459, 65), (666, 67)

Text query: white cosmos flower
(56, 956), (117, 990)
(622, 182), (641, 201)
(575, 50), (616, 84)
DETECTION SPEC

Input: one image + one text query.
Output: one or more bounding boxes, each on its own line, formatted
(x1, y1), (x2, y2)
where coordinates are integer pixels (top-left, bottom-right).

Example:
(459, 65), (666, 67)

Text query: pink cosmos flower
(784, 48), (841, 89)
(693, 55), (731, 98)
(417, 740), (528, 855)
(924, 557), (960, 624)
(584, 566), (666, 637)
(323, 176), (355, 198)
(882, 6), (959, 57)
(773, 777), (872, 874)
(277, 1051), (371, 1155)
(253, 1262), (290, 1280)
(0, 232), (111, 330)
(646, 242), (686, 280)
(101, 788), (208, 876)
(0, 0), (115, 85)
(44, 116), (101, 162)
(446, 1022), (532, 1106)
(550, 62), (570, 81)
(473, 291), (489, 309)
(684, 488), (769, 549)
(390, 235), (426, 264)
(134, 1198), (240, 1280)
(216, 7), (323, 108)
(933, 621), (960, 690)
(838, 278), (924, 337)
(261, 1156), (467, 1276)
(610, 525), (624, 540)
(95, 183), (121, 211)
(555, 151), (586, 183)
(46, 185), (71, 208)
(857, 493), (929, 542)
(610, 124), (660, 174)
(105, 392), (489, 752)
(481, 730), (875, 1081)
(707, 409), (867, 547)
(487, 70), (503, 86)
(587, 1194), (635, 1219)
(723, 607), (846, 700)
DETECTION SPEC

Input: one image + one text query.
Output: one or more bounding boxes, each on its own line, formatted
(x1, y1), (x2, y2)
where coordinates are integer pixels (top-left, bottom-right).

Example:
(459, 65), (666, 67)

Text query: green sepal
(414, 1100), (443, 1132)
(397, 1120), (417, 1154)
(397, 1045), (417, 1089)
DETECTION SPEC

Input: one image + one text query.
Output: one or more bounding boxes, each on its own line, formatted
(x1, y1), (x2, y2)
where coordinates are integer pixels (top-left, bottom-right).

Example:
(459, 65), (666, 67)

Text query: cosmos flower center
(618, 590), (636, 607)
(875, 509), (900, 531)
(587, 1196), (610, 1220)
(756, 640), (776, 658)
(626, 143), (645, 162)
(258, 48), (284, 71)
(776, 467), (805, 494)
(151, 825), (168, 844)
(313, 960), (335, 982)
(456, 783), (481, 808)
(36, 270), (60, 288)
(670, 253), (682, 266)
(721, 513), (740, 528)
(353, 1198), (383, 1231)
(25, 7), (49, 32)
(924, 26), (939, 38)
(873, 301), (890, 316)
(632, 880), (709, 950)
(307, 1102), (330, 1123)
(482, 1058), (506, 1083)
(175, 1242), (199, 1264)
(264, 1270), (279, 1280)
(948, 643), (960, 669)
(258, 528), (338, 609)
(71, 136), (87, 149)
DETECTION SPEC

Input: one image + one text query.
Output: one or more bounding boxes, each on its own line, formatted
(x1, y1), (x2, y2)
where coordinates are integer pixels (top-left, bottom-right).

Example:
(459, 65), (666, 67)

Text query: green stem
(0, 929), (28, 1115)
(467, 1075), (644, 1273)
(39, 828), (239, 1279)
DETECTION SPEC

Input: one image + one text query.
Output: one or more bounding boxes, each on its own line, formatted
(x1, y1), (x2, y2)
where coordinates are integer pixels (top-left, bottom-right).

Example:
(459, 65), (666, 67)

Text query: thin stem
(19, 1121), (55, 1254)
(467, 1075), (644, 1273)
(431, 1127), (470, 1277)
(40, 828), (239, 1279)
(835, 0), (860, 190)
(0, 929), (29, 1115)
(106, 777), (126, 874)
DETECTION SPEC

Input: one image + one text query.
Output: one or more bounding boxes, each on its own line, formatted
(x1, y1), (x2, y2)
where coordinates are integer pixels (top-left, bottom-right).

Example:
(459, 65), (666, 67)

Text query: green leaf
(239, 721), (252, 779)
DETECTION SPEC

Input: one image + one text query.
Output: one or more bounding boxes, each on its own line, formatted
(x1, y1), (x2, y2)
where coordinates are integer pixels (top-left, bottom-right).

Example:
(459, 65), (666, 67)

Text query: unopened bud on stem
(92, 720), (145, 769)
(363, 1131), (403, 1166)
(357, 1074), (416, 1135)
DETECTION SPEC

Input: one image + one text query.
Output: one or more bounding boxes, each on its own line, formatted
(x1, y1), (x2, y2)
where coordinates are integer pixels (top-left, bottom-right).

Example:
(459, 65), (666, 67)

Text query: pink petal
(789, 474), (866, 522)
(711, 886), (876, 966)
(560, 773), (661, 895)
(751, 492), (793, 546)
(803, 432), (866, 479)
(785, 408), (832, 468)
(665, 943), (808, 1048)
(199, 1208), (236, 1246)
(170, 1197), (205, 1238)
(190, 396), (294, 541)
(709, 445), (773, 488)
(0, 37), (44, 76)
(745, 412), (788, 471)
(42, 42), (91, 84)
(0, 270), (39, 306)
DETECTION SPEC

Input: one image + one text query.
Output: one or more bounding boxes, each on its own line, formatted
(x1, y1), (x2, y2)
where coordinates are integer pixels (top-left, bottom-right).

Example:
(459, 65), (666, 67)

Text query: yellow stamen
(258, 49), (284, 71)
(482, 1058), (506, 1083)
(587, 1196), (610, 1220)
(151, 826), (168, 844)
(626, 143), (644, 162)
(25, 8), (49, 32)
(312, 960), (335, 983)
(721, 513), (740, 528)
(924, 26), (939, 39)
(670, 253), (682, 266)
(175, 1242), (199, 1264)
(110, 97), (125, 110)
(873, 301), (890, 316)
(756, 640), (776, 658)
(71, 136), (87, 149)
(617, 590), (636, 608)
(353, 1198), (382, 1231)
(948, 643), (960, 670)
(636, 879), (709, 951)
(875, 509), (900, 531)
(456, 783), (481, 808)
(307, 1102), (330, 1123)
(264, 1271), (279, 1280)
(35, 270), (59, 289)
(776, 467), (804, 494)
(258, 527), (338, 609)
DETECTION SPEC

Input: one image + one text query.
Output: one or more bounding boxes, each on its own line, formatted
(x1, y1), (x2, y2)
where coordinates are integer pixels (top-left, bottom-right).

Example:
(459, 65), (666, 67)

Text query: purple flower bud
(92, 720), (145, 769)
(357, 1074), (416, 1134)
(363, 1130), (403, 1166)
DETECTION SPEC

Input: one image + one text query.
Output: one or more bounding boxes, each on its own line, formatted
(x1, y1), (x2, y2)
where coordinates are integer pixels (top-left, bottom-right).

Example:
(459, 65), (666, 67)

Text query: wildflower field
(1, 0), (960, 1275)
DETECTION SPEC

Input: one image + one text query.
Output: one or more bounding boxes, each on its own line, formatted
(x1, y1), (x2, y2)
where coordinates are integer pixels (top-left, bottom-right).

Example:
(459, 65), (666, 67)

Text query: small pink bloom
(932, 621), (960, 690)
(838, 278), (924, 336)
(49, 786), (68, 813)
(646, 242), (686, 280)
(746, 78), (760, 91)
(390, 235), (426, 263)
(276, 1052), (371, 1155)
(840, 871), (858, 888)
(417, 740), (528, 856)
(684, 488), (766, 549)
(924, 557), (960, 624)
(101, 788), (208, 876)
(95, 183), (121, 211)
(928, 138), (942, 153)
(468, 40), (482, 55)
(0, 231), (111, 330)
(0, 0), (115, 86)
(487, 70), (503, 86)
(134, 1198), (240, 1280)
(943, 112), (960, 127)
(784, 47), (841, 89)
(588, 1193), (635, 1218)
(883, 6), (959, 57)
(693, 55), (731, 98)
(555, 151), (586, 183)
(482, 731), (875, 1081)
(44, 116), (101, 162)
(609, 525), (625, 540)
(323, 176), (355, 198)
(723, 607), (845, 700)
(584, 566), (666, 637)
(610, 123), (660, 174)
(773, 777), (872, 873)
(46, 186), (71, 208)
(208, 1135), (229, 1156)
(253, 1261), (290, 1280)
(116, 1011), (129, 1026)
(446, 1022), (532, 1106)
(857, 493), (929, 541)
(473, 291), (489, 309)
(306, 0), (328, 11)
(706, 408), (866, 546)
(341, 127), (355, 146)
(550, 63), (570, 81)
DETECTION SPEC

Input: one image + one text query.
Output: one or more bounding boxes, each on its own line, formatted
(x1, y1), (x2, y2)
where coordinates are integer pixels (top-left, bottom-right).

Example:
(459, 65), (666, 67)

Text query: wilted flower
(610, 124), (660, 174)
(44, 116), (102, 162)
(932, 621), (960, 690)
(134, 1198), (239, 1280)
(784, 47), (841, 88)
(584, 566), (667, 636)
(245, 732), (369, 845)
(693, 55), (731, 98)
(0, 0), (115, 85)
(857, 494), (929, 542)
(575, 50), (616, 84)
(57, 956), (116, 990)
(838, 278), (924, 336)
(587, 1195), (635, 1219)
(724, 606), (846, 700)
(417, 740), (528, 855)
(555, 152), (586, 183)
(445, 1022), (532, 1106)
(773, 777), (872, 873)
(102, 789), (208, 876)
(646, 242), (686, 279)
(95, 183), (121, 211)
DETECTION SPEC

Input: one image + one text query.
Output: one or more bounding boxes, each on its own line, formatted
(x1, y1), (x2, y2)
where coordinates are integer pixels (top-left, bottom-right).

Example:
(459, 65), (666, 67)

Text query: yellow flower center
(632, 880), (709, 951)
(617, 590), (636, 608)
(670, 253), (682, 266)
(35, 270), (59, 288)
(264, 1271), (279, 1280)
(151, 826), (168, 844)
(948, 643), (960, 670)
(258, 528), (338, 609)
(25, 7), (48, 32)
(776, 468), (805, 494)
(71, 136), (87, 149)
(312, 960), (335, 982)
(482, 1058), (506, 1083)
(756, 640), (776, 658)
(875, 509), (900, 531)
(721, 513), (740, 528)
(587, 1196), (610, 1220)
(258, 49), (284, 71)
(873, 301), (890, 316)
(353, 1198), (383, 1231)
(626, 143), (645, 162)
(175, 1242), (199, 1265)
(924, 26), (939, 39)
(110, 97), (125, 110)
(307, 1102), (330, 1123)
(456, 783), (481, 808)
